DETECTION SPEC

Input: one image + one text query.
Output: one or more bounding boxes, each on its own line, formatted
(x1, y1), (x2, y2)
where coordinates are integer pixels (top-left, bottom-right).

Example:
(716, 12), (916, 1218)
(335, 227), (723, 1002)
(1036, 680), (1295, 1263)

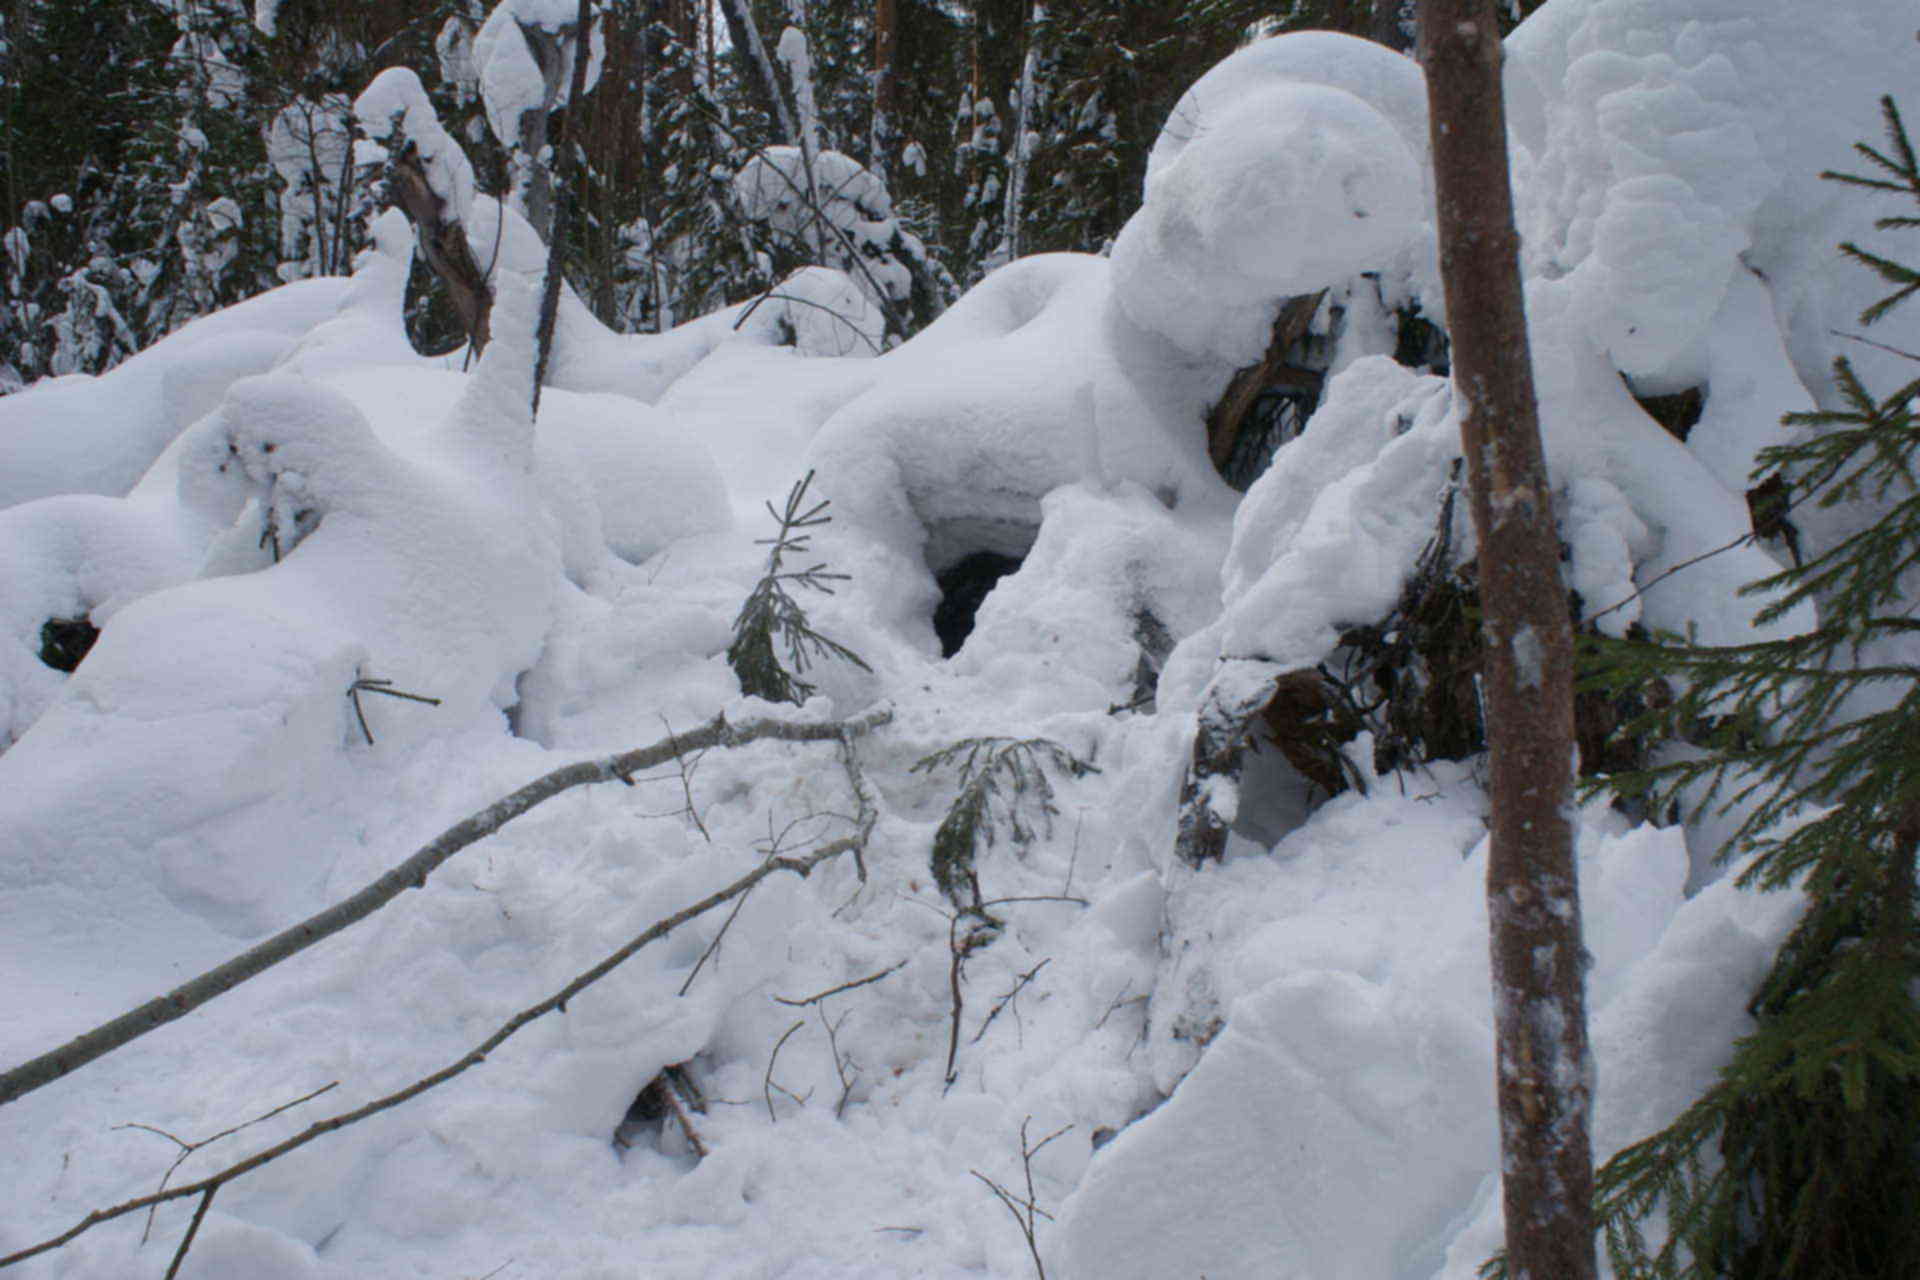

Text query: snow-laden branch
(0, 707), (892, 1110)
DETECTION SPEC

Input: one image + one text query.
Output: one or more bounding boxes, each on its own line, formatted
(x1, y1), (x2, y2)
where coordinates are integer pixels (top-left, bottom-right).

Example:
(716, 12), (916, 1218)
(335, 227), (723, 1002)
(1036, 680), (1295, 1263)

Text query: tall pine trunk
(1418, 2), (1597, 1276)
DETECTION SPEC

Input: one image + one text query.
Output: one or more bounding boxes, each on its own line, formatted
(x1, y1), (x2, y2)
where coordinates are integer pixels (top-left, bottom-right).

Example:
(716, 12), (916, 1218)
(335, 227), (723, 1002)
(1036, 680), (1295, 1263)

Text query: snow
(471, 0), (605, 158)
(1, 6), (1908, 1279)
(355, 67), (478, 221)
(1112, 33), (1430, 365)
(0, 277), (352, 509)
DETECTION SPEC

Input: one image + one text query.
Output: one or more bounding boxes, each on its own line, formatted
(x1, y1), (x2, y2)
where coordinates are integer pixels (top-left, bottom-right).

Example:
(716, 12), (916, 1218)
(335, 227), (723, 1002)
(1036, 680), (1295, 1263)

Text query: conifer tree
(1583, 95), (1920, 1280)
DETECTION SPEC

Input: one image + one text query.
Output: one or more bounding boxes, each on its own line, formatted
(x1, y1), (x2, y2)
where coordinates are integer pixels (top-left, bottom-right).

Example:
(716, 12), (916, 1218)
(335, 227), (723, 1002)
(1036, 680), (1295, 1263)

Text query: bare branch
(162, 1187), (216, 1280)
(0, 829), (869, 1270)
(773, 960), (906, 1008)
(764, 1020), (806, 1124)
(0, 707), (890, 1109)
(117, 1080), (338, 1244)
(971, 959), (1048, 1046)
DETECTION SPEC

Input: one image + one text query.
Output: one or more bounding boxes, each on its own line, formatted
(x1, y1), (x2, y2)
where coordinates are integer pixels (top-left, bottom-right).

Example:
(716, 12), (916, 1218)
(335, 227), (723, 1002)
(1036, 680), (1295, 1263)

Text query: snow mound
(0, 495), (203, 748)
(0, 277), (350, 510)
(1057, 796), (1692, 1280)
(1111, 32), (1429, 365)
(1507, 0), (1920, 394)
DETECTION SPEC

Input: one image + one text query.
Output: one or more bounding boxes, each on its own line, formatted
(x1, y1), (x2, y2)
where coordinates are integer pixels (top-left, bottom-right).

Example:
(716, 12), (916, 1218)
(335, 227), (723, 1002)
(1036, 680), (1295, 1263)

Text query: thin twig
(676, 883), (754, 998)
(1833, 327), (1920, 364)
(818, 1006), (857, 1119)
(162, 1187), (216, 1280)
(971, 959), (1049, 1046)
(969, 1117), (1072, 1280)
(117, 1080), (339, 1243)
(0, 706), (891, 1109)
(773, 960), (906, 1007)
(0, 833), (866, 1271)
(764, 1020), (806, 1124)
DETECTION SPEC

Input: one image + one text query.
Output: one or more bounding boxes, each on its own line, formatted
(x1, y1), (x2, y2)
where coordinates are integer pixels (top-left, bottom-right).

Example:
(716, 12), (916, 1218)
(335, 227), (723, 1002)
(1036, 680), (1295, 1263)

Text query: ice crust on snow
(1, 5), (1911, 1278)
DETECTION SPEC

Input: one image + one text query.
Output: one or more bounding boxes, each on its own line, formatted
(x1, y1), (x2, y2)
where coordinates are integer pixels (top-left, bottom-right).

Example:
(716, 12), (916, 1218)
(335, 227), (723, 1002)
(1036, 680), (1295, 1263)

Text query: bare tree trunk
(531, 0), (597, 416)
(715, 0), (796, 145)
(869, 0), (898, 179)
(999, 0), (1044, 263)
(1418, 3), (1596, 1277)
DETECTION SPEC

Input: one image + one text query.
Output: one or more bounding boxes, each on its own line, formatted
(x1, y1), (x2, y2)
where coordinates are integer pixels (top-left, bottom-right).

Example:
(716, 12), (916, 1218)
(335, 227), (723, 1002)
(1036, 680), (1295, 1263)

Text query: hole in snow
(934, 551), (1024, 658)
(38, 615), (99, 673)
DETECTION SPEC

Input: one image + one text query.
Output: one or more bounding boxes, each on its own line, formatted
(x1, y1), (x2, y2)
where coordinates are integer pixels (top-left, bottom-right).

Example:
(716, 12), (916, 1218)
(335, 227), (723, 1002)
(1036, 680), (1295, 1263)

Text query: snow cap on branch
(355, 67), (479, 223)
(472, 0), (606, 158)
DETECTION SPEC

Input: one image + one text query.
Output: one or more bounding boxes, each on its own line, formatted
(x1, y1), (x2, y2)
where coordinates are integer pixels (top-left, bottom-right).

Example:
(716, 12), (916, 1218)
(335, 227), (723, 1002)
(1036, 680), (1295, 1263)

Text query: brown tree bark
(387, 145), (492, 353)
(1418, 3), (1597, 1277)
(1204, 290), (1326, 478)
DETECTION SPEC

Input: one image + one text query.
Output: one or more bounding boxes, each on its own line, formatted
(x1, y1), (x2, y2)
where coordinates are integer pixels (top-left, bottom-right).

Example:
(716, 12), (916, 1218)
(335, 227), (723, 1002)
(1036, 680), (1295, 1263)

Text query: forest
(1, 0), (1918, 1277)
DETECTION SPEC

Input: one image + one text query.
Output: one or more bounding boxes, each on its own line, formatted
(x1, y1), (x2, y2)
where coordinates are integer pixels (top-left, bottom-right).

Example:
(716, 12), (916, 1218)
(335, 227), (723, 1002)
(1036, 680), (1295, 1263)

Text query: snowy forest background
(3, 0), (1920, 1277)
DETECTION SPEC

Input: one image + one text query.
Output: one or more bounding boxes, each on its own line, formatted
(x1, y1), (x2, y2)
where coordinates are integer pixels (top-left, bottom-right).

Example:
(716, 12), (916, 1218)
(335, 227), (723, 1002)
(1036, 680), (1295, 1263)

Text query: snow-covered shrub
(733, 145), (953, 340)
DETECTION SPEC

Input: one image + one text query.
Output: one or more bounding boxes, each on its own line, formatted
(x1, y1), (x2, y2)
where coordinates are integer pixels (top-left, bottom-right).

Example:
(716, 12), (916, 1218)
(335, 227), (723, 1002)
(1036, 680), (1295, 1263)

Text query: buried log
(1174, 662), (1362, 866)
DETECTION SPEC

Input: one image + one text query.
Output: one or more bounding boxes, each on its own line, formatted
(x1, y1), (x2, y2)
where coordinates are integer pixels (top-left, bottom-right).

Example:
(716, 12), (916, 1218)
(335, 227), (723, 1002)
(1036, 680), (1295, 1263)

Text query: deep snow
(2, 4), (1917, 1278)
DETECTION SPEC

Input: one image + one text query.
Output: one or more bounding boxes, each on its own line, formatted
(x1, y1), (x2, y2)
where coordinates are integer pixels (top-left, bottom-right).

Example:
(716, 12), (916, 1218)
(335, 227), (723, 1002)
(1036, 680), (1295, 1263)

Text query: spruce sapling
(1562, 95), (1920, 1280)
(727, 470), (871, 705)
(913, 736), (1096, 917)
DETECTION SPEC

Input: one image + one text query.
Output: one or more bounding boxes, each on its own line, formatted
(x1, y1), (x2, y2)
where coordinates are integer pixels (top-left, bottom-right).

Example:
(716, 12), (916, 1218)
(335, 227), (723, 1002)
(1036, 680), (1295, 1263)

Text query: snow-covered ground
(2, 2), (1916, 1277)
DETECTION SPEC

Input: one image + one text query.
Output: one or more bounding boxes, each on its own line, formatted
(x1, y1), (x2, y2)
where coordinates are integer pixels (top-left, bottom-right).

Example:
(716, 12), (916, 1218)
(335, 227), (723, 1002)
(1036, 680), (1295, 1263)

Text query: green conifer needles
(726, 472), (872, 705)
(913, 737), (1096, 916)
(1574, 96), (1920, 1280)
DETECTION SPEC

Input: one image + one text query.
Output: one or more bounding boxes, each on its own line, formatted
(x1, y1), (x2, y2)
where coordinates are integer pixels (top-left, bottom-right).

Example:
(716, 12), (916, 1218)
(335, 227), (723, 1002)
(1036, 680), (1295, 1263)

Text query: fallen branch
(763, 1019), (807, 1123)
(0, 707), (889, 1109)
(116, 1081), (339, 1243)
(656, 1071), (709, 1159)
(0, 827), (870, 1270)
(773, 960), (905, 1007)
(971, 959), (1048, 1046)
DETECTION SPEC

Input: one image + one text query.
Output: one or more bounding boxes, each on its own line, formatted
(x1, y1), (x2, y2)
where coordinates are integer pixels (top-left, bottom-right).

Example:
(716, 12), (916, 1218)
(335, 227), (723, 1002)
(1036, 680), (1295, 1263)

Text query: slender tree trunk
(715, 0), (796, 144)
(1418, 3), (1596, 1277)
(999, 0), (1043, 263)
(870, 0), (898, 179)
(531, 0), (597, 415)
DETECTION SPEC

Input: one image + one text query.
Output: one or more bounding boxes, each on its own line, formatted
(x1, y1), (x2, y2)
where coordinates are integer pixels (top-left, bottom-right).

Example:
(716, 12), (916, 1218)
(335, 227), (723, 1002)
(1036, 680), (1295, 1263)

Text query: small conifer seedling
(913, 736), (1096, 917)
(727, 471), (871, 705)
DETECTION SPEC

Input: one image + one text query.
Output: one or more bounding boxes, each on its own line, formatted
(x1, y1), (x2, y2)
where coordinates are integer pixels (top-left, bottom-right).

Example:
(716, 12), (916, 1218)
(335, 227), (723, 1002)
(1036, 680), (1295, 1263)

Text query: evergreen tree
(1580, 96), (1920, 1280)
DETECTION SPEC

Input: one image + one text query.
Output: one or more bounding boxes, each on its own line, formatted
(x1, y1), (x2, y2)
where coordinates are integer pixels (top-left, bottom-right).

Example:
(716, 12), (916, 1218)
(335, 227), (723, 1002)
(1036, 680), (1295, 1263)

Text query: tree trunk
(714, 0), (796, 145)
(1418, 3), (1597, 1277)
(870, 0), (898, 178)
(531, 0), (598, 416)
(999, 0), (1044, 263)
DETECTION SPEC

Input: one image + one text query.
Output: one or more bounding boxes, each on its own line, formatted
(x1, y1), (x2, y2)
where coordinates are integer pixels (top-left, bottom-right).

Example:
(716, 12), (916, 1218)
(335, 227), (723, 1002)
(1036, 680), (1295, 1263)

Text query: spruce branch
(727, 471), (872, 705)
(1572, 93), (1920, 1280)
(911, 736), (1096, 916)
